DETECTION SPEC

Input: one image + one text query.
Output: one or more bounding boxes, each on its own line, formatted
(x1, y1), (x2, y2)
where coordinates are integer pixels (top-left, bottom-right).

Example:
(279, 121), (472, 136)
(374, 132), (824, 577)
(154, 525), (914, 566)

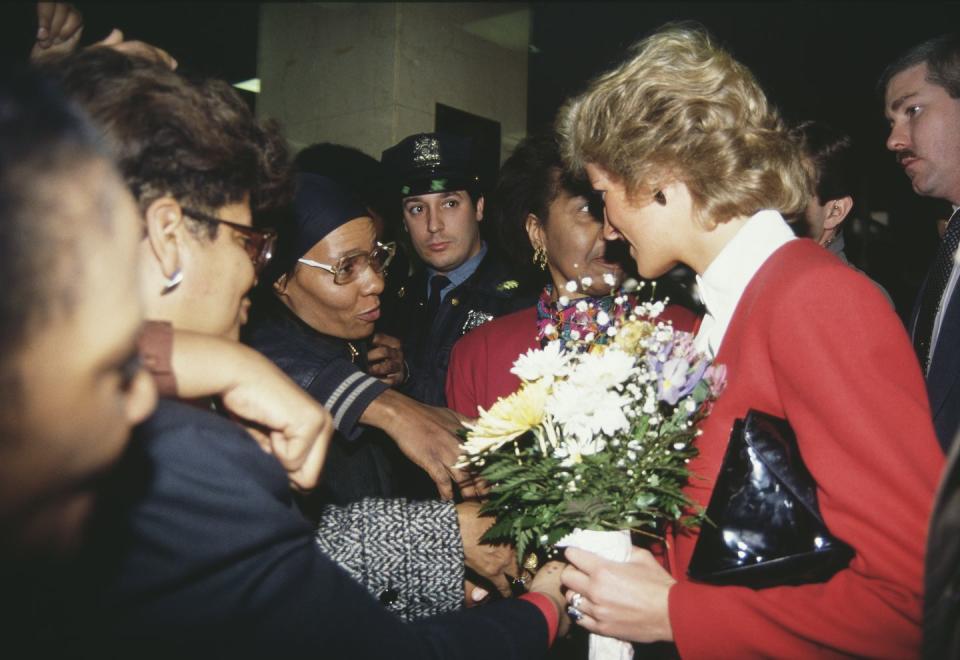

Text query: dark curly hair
(494, 133), (593, 271)
(47, 48), (292, 234)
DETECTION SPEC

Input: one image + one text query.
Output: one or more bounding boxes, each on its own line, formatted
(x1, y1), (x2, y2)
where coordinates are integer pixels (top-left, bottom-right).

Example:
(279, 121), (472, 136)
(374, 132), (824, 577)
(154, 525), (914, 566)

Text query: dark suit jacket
(911, 272), (960, 453)
(79, 400), (549, 658)
(924, 429), (960, 658)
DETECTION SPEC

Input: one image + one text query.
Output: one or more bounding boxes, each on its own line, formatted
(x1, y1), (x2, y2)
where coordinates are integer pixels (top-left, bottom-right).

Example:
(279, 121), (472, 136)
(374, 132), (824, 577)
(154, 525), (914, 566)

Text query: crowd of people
(3, 3), (960, 658)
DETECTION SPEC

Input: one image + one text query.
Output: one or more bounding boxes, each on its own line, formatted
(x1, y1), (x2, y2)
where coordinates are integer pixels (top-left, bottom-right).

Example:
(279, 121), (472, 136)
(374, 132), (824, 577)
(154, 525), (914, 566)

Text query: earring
(532, 246), (548, 271)
(161, 269), (183, 295)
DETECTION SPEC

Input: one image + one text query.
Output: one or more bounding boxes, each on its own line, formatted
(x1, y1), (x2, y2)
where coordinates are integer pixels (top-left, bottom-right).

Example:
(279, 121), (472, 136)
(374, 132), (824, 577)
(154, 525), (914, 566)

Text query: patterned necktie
(914, 208), (960, 372)
(425, 275), (450, 321)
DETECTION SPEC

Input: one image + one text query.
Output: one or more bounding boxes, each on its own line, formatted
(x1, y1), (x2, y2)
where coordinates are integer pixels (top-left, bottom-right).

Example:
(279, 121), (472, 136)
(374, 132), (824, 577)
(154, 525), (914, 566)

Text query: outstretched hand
(362, 388), (483, 500)
(561, 545), (675, 643)
(456, 501), (518, 599)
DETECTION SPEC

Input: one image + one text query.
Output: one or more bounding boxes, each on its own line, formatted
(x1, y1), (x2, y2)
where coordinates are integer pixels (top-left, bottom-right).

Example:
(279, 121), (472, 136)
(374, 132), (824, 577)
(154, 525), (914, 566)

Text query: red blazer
(446, 301), (699, 417)
(668, 240), (943, 658)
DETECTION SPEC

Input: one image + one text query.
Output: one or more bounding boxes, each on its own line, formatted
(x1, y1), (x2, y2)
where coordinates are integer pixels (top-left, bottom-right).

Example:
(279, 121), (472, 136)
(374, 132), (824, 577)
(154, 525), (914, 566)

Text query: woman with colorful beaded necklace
(445, 134), (697, 417)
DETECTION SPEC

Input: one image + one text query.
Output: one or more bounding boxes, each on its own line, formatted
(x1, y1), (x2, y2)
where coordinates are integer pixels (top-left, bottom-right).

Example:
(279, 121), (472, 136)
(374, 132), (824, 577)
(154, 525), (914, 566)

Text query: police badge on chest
(462, 309), (494, 334)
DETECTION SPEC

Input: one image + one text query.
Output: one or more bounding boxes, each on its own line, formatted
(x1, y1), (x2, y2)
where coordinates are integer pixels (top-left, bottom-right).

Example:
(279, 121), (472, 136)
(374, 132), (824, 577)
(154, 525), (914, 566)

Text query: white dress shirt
(694, 209), (797, 357)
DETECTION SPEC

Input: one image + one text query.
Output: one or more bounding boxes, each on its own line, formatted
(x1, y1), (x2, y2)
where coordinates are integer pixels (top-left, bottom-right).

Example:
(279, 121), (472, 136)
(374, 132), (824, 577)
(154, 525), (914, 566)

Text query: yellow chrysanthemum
(613, 319), (655, 354)
(456, 379), (549, 466)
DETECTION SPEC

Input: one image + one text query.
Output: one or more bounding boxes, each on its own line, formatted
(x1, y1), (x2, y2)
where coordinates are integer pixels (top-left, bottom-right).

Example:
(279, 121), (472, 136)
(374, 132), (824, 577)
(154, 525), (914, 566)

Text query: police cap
(381, 132), (481, 199)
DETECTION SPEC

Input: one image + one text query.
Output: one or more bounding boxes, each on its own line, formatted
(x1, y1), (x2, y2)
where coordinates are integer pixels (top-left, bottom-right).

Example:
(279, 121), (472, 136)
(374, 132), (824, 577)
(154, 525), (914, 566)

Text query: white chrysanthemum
(553, 434), (609, 466)
(580, 276), (593, 289)
(546, 380), (631, 447)
(567, 347), (636, 390)
(603, 272), (617, 287)
(565, 280), (578, 293)
(510, 340), (568, 382)
(558, 296), (570, 306)
(596, 310), (610, 326)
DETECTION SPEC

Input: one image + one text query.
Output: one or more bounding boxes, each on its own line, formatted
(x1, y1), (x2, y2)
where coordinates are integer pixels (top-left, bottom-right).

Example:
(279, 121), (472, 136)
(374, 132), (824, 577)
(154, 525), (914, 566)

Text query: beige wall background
(257, 2), (529, 163)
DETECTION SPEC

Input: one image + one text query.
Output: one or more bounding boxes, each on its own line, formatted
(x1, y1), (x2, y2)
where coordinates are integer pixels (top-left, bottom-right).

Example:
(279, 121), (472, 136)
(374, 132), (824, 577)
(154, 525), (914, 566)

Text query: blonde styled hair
(557, 25), (811, 225)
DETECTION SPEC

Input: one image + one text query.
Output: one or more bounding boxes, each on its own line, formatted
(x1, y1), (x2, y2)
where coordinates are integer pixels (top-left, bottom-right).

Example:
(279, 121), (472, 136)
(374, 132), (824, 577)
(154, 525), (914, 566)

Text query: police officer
(381, 132), (532, 409)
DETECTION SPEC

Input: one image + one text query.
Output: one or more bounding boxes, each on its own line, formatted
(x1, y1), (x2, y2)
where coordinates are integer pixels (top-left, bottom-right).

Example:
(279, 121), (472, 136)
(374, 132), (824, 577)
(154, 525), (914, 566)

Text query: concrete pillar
(257, 2), (529, 163)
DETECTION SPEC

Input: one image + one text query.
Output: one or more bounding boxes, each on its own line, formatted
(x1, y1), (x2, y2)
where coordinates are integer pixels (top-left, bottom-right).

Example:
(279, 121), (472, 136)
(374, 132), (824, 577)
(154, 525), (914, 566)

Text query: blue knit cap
(270, 173), (369, 277)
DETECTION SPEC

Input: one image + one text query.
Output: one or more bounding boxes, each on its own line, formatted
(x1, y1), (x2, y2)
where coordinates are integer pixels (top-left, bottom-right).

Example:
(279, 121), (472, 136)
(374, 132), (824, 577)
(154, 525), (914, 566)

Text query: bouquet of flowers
(457, 296), (726, 564)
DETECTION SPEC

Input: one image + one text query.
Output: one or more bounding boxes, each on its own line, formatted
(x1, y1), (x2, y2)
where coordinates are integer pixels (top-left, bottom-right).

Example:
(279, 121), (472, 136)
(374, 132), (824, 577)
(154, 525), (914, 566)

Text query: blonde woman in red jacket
(555, 25), (945, 658)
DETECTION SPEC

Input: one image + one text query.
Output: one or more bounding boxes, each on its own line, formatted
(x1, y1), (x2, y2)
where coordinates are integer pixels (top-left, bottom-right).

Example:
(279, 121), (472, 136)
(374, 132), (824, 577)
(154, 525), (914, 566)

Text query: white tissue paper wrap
(556, 528), (634, 660)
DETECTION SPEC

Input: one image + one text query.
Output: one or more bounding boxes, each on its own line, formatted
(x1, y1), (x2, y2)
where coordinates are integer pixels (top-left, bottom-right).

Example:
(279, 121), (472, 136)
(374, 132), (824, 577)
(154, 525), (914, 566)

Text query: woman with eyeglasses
(244, 173), (403, 507)
(18, 52), (572, 657)
(245, 173), (497, 508)
(245, 173), (526, 614)
(49, 50), (534, 645)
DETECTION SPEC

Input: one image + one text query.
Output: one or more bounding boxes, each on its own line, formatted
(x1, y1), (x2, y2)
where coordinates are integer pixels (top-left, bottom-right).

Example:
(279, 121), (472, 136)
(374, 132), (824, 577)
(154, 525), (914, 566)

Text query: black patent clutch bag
(687, 410), (854, 588)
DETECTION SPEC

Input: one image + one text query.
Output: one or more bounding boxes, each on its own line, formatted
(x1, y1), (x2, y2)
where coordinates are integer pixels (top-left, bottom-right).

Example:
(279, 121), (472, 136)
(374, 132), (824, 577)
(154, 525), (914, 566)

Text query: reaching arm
(139, 322), (331, 492)
(29, 2), (177, 69)
(360, 388), (480, 500)
(104, 402), (556, 659)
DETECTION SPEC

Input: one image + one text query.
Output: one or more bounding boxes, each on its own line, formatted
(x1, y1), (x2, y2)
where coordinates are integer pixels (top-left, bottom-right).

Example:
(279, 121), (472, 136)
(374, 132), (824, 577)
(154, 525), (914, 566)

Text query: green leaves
(477, 426), (703, 561)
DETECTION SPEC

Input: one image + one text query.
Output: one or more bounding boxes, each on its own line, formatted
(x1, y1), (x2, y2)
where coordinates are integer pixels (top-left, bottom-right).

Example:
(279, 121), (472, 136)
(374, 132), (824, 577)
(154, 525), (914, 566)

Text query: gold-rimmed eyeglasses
(297, 241), (396, 285)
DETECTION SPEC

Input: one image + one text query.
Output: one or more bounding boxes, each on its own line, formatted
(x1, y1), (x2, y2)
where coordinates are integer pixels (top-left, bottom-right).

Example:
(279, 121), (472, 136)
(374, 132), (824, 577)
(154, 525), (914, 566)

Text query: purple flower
(684, 358), (709, 395)
(658, 357), (690, 405)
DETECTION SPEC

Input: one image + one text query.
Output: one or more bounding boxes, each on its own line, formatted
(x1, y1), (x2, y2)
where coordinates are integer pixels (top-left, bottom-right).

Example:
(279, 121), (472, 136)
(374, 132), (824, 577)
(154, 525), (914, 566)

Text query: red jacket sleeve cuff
(519, 592), (559, 646)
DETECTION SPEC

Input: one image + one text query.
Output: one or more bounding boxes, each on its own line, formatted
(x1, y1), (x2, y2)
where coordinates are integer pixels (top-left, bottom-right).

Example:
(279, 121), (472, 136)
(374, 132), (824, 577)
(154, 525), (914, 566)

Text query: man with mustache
(883, 34), (960, 455)
(380, 133), (532, 412)
(882, 33), (960, 658)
